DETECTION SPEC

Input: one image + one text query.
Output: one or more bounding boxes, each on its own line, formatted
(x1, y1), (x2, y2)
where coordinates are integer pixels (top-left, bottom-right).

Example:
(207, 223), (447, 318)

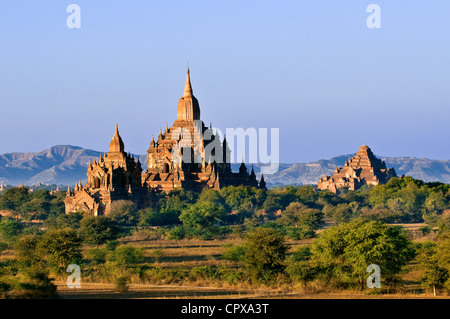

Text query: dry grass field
(2, 223), (448, 299)
(116, 232), (313, 269)
(56, 225), (448, 299)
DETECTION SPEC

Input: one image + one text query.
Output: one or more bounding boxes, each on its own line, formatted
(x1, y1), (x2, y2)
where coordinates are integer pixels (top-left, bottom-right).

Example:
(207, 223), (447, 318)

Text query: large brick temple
(64, 69), (265, 216)
(317, 145), (397, 193)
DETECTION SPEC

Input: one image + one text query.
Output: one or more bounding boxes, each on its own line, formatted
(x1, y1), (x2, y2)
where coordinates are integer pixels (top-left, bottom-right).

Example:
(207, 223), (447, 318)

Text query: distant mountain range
(0, 145), (449, 187)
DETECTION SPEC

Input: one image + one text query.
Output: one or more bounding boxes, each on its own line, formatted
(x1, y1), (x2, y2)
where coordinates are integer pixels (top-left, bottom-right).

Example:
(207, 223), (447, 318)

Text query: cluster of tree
(0, 213), (120, 251)
(0, 199), (448, 297)
(0, 227), (81, 298)
(0, 221), (150, 297)
(223, 220), (450, 294)
(0, 210), (143, 297)
(367, 177), (450, 223)
(221, 220), (417, 289)
(0, 188), (65, 220)
(0, 176), (449, 241)
(317, 178), (450, 225)
(136, 178), (449, 239)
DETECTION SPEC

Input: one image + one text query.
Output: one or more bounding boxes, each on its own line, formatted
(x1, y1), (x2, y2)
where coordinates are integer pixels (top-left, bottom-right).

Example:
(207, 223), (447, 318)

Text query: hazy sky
(1, 1), (449, 163)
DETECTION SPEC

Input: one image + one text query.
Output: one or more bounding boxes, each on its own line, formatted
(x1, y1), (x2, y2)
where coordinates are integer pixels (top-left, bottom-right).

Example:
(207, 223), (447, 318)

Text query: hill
(0, 146), (103, 186)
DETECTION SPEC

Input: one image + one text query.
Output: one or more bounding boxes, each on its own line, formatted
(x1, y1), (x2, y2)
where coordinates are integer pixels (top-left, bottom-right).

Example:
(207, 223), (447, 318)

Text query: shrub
(114, 276), (129, 293)
(285, 261), (318, 289)
(15, 266), (57, 299)
(243, 227), (288, 283)
(79, 216), (120, 246)
(0, 281), (11, 299)
(222, 244), (246, 269)
(190, 266), (220, 281)
(168, 226), (186, 240)
(106, 245), (145, 268)
(150, 249), (163, 263)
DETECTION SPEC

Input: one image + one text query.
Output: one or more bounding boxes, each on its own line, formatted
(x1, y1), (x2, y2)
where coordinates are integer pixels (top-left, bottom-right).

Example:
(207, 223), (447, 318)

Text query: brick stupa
(318, 145), (397, 193)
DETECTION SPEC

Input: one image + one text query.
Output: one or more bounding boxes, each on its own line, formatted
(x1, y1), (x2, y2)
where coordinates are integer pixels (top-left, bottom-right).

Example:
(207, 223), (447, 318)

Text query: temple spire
(109, 124), (125, 153)
(183, 68), (193, 97)
(150, 135), (155, 147)
(177, 68), (200, 121)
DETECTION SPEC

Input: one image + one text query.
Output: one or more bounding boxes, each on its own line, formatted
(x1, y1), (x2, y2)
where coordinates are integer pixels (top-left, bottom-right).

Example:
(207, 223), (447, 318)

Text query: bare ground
(56, 281), (449, 299)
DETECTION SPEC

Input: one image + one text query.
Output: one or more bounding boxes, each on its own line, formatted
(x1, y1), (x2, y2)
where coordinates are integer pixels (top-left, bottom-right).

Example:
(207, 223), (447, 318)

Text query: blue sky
(0, 1), (449, 163)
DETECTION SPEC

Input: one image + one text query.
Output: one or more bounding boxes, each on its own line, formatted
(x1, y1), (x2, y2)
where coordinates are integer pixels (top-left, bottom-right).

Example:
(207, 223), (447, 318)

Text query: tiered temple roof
(318, 145), (397, 193)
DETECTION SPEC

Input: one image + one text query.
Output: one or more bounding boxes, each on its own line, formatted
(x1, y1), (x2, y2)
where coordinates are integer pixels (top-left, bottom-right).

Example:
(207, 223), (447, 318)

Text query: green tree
(179, 200), (227, 232)
(85, 247), (108, 265)
(198, 188), (227, 207)
(261, 193), (283, 214)
(281, 202), (323, 230)
(109, 200), (139, 227)
(0, 187), (30, 212)
(310, 220), (415, 289)
(13, 234), (58, 298)
(15, 235), (42, 267)
(0, 280), (11, 299)
(138, 207), (179, 226)
(286, 261), (317, 289)
(436, 234), (450, 292)
(243, 227), (288, 283)
(52, 212), (84, 229)
(47, 191), (66, 220)
(323, 203), (353, 224)
(79, 216), (120, 246)
(0, 218), (23, 244)
(369, 177), (403, 207)
(368, 177), (435, 223)
(39, 228), (82, 274)
(416, 241), (449, 296)
(20, 198), (50, 220)
(295, 186), (317, 206)
(158, 189), (197, 214)
(220, 186), (260, 213)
